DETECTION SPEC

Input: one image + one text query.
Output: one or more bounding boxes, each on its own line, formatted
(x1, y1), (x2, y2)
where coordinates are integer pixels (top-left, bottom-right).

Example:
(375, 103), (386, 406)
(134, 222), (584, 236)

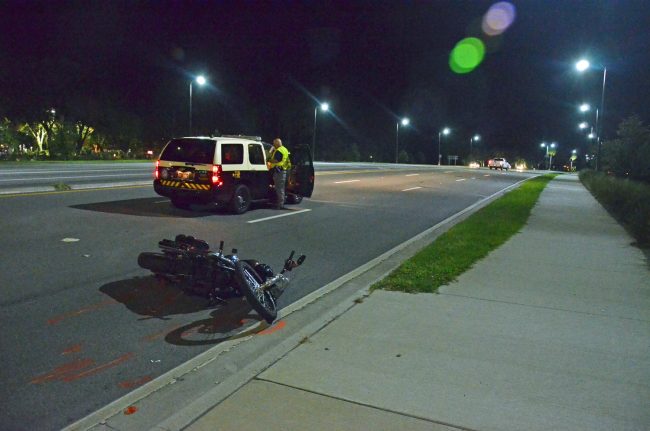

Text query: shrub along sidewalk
(373, 174), (556, 293)
(579, 170), (650, 247)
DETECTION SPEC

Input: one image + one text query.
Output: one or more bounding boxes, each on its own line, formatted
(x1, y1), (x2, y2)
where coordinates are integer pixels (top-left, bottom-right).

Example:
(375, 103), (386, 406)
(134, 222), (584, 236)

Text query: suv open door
(287, 144), (314, 198)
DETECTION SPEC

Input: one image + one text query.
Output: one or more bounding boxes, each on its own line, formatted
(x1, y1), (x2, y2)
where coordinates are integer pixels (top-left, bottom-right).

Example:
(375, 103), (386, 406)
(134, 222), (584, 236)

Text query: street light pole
(549, 142), (556, 170)
(576, 59), (607, 171)
(469, 134), (480, 159)
(312, 102), (329, 161)
(438, 127), (450, 166)
(597, 67), (607, 171)
(570, 149), (577, 171)
(541, 142), (549, 170)
(395, 122), (399, 164)
(189, 75), (206, 136)
(395, 117), (409, 163)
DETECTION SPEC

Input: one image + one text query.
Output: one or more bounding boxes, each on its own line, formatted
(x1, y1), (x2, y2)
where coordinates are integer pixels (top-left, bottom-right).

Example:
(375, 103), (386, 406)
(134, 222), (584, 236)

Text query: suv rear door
(157, 138), (216, 188)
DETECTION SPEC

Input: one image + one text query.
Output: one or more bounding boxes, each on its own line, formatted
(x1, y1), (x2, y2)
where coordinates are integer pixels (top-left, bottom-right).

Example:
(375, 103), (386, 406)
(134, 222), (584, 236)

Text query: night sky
(1, 1), (649, 164)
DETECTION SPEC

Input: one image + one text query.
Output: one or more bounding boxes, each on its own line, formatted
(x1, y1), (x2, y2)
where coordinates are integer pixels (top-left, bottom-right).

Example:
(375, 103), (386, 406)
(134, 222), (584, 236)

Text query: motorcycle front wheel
(234, 261), (278, 323)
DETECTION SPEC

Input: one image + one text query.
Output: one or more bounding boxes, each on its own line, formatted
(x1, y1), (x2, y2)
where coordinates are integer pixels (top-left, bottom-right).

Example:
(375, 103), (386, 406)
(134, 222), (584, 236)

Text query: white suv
(153, 135), (314, 213)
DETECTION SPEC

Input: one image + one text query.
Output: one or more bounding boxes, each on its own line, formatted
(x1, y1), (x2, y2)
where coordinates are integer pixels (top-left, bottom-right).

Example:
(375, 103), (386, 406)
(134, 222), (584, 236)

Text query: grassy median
(373, 174), (557, 293)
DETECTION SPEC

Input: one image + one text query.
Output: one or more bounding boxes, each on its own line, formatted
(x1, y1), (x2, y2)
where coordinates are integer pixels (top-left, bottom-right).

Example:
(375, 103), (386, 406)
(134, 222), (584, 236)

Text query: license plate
(176, 170), (194, 180)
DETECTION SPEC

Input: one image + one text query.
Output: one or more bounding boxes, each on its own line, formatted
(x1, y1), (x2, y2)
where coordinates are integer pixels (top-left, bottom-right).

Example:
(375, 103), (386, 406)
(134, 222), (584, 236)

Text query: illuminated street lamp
(395, 117), (410, 163)
(438, 127), (450, 166)
(576, 58), (607, 170)
(570, 149), (577, 171)
(579, 103), (590, 113)
(540, 142), (557, 170)
(312, 102), (329, 160)
(579, 122), (589, 130)
(469, 134), (480, 155)
(189, 75), (207, 135)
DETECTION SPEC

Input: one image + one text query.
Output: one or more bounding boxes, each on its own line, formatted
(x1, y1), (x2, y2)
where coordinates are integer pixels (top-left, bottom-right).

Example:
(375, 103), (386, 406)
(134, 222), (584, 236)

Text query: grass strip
(0, 159), (151, 165)
(372, 174), (557, 293)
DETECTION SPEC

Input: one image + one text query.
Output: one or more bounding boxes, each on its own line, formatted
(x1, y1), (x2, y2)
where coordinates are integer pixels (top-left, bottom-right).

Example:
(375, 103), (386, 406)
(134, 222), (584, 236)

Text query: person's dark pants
(273, 169), (287, 208)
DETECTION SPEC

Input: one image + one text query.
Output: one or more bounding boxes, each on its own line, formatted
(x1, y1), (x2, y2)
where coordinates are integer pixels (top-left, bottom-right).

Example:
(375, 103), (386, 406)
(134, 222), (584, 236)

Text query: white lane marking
(61, 238), (80, 242)
(484, 174), (490, 177)
(455, 178), (466, 182)
(247, 209), (311, 224)
(405, 173), (419, 177)
(154, 200), (169, 204)
(402, 186), (422, 192)
(334, 179), (360, 184)
(444, 171), (453, 173)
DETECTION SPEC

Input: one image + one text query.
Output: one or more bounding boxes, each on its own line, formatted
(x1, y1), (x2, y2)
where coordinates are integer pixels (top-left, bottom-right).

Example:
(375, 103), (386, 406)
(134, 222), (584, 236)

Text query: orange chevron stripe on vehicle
(160, 180), (210, 190)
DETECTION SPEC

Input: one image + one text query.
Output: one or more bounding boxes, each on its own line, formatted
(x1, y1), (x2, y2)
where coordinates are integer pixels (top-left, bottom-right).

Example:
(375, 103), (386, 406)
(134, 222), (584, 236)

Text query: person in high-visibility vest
(267, 138), (291, 209)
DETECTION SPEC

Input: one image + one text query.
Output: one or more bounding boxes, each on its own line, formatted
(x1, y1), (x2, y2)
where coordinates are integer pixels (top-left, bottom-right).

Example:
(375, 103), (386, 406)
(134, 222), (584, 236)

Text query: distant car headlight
(515, 163), (526, 171)
(469, 162), (480, 168)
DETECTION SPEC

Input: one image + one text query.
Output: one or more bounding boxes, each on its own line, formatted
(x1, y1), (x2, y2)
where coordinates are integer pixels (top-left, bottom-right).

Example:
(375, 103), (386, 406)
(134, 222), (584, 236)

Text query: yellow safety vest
(269, 146), (291, 171)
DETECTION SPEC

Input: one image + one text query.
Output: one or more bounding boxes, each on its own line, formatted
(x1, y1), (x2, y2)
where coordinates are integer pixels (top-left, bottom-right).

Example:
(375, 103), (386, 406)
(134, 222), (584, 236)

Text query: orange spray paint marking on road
(29, 353), (135, 384)
(62, 353), (134, 382)
(47, 298), (117, 325)
(30, 359), (94, 384)
(258, 320), (286, 335)
(61, 344), (82, 355)
(124, 406), (138, 415)
(119, 375), (153, 389)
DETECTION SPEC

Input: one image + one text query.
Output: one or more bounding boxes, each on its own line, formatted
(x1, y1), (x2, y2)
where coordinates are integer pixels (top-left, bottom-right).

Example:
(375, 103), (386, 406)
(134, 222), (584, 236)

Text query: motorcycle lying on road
(137, 235), (305, 323)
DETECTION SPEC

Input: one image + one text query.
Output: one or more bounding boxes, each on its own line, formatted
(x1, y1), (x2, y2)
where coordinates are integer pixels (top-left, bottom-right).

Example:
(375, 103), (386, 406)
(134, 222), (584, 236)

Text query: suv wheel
(230, 184), (252, 214)
(286, 193), (303, 204)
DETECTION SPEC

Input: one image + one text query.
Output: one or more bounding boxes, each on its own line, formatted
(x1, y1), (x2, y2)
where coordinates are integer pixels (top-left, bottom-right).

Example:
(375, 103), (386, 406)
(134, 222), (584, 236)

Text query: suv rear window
(160, 139), (215, 164)
(248, 143), (265, 165)
(221, 143), (244, 165)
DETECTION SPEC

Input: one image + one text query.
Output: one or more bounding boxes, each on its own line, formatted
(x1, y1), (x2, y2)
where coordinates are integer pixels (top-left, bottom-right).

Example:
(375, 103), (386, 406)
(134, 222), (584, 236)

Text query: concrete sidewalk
(178, 175), (649, 431)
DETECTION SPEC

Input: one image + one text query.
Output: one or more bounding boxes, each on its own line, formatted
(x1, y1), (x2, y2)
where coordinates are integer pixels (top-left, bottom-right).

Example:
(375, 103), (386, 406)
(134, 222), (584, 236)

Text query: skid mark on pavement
(30, 353), (134, 384)
(47, 298), (118, 325)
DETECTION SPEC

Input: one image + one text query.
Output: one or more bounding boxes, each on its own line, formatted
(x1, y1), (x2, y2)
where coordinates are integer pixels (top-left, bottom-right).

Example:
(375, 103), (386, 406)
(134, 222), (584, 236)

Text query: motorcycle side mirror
(282, 251), (305, 273)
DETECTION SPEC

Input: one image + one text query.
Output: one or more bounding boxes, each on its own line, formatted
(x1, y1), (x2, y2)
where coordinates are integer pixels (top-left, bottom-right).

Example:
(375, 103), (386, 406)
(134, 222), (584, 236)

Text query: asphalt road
(0, 162), (536, 430)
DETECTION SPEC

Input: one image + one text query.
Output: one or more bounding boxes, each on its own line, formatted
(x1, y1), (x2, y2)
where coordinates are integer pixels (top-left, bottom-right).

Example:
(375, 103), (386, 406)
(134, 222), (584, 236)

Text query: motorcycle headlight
(254, 263), (274, 280)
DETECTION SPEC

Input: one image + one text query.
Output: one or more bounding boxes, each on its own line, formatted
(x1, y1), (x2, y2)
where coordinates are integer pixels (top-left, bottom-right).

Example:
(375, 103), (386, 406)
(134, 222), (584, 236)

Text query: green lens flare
(450, 37), (486, 74)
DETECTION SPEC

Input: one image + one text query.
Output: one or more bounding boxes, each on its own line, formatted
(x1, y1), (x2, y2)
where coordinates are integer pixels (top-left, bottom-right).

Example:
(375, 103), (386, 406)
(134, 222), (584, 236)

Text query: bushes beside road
(579, 170), (650, 247)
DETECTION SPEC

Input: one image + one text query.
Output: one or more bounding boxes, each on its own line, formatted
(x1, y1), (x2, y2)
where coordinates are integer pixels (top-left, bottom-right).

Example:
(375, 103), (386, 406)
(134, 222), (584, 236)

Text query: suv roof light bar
(219, 134), (262, 141)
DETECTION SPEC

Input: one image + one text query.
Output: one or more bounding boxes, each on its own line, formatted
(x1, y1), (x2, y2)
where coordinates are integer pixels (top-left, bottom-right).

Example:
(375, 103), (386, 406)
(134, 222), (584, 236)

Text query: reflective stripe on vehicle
(160, 180), (211, 190)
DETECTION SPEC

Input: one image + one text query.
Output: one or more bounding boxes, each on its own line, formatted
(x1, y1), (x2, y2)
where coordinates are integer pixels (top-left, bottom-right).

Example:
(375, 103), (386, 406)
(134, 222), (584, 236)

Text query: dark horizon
(1, 1), (649, 165)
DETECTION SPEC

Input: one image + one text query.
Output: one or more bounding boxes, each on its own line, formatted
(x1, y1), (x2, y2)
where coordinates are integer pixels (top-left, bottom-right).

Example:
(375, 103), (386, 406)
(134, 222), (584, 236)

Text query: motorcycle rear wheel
(234, 261), (278, 323)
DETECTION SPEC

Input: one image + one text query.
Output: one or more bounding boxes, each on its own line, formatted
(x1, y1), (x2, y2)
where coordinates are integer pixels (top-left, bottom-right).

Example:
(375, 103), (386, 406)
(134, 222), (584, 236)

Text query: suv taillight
(154, 160), (160, 179)
(212, 165), (223, 186)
